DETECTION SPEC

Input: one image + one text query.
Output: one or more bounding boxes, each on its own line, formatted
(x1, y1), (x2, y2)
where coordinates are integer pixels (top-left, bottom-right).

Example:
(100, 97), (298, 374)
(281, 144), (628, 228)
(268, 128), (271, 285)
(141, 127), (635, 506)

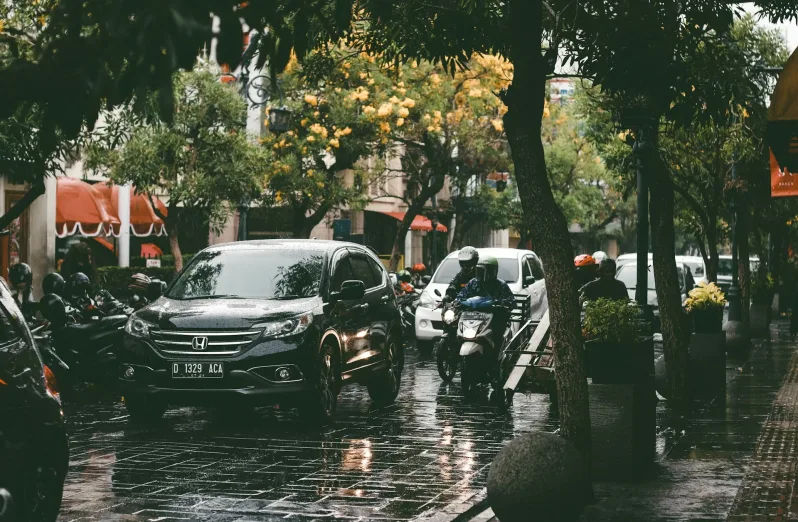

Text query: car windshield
(432, 257), (519, 284)
(718, 258), (759, 277)
(168, 247), (326, 300)
(616, 264), (685, 290)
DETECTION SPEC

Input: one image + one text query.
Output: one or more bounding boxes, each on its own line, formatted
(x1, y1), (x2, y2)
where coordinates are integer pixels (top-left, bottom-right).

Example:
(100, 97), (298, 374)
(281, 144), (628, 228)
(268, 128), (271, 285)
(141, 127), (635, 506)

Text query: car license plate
(171, 362), (224, 378)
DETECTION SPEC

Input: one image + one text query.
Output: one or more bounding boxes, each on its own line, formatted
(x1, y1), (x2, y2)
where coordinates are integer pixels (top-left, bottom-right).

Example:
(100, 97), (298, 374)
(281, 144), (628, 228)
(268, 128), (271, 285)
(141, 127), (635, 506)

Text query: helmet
(42, 272), (66, 296)
(475, 256), (499, 282)
(397, 270), (412, 283)
(39, 294), (68, 328)
(67, 272), (91, 298)
(9, 263), (32, 288)
(458, 247), (479, 270)
(574, 254), (597, 267)
(128, 273), (152, 293)
(592, 251), (609, 263)
(412, 263), (426, 274)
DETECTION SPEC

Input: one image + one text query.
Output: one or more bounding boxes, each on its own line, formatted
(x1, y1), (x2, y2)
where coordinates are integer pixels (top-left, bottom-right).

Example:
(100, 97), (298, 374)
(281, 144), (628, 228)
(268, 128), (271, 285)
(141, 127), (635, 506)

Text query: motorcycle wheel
(436, 338), (458, 383)
(461, 354), (480, 396)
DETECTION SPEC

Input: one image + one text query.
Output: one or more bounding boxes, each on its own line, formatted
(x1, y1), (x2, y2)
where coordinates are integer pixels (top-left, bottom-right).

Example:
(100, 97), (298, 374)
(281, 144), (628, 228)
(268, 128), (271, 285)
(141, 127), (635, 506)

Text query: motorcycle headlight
(443, 309), (456, 324)
(125, 316), (155, 339)
(256, 313), (313, 339)
(419, 290), (437, 309)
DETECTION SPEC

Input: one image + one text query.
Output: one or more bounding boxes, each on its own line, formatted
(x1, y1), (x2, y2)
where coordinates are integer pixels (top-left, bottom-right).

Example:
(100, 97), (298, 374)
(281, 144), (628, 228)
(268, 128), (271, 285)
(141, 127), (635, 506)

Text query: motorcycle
(394, 282), (421, 342)
(433, 289), (460, 383)
(455, 295), (512, 401)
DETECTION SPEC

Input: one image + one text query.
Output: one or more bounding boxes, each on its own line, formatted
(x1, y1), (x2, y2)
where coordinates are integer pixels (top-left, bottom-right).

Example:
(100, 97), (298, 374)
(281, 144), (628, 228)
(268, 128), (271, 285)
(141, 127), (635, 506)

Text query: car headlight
(419, 290), (437, 309)
(257, 313), (313, 339)
(125, 316), (154, 338)
(443, 309), (456, 324)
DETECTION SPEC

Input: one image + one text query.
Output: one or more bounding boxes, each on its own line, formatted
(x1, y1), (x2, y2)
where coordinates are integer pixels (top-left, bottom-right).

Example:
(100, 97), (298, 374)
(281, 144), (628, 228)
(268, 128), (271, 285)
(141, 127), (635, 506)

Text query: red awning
(383, 211), (448, 233)
(56, 178), (167, 238)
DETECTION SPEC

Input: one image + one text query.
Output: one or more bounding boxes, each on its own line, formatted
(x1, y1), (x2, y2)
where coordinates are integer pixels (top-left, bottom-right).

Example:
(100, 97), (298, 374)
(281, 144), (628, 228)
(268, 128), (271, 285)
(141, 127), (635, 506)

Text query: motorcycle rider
(580, 258), (629, 302)
(574, 254), (599, 290)
(9, 262), (36, 320)
(456, 256), (515, 352)
(443, 246), (480, 303)
(42, 272), (66, 297)
(395, 270), (415, 294)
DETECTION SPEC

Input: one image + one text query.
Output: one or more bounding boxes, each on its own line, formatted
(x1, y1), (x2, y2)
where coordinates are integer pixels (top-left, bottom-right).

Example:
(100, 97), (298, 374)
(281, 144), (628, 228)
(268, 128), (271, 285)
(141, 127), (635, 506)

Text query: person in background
(60, 241), (98, 284)
(9, 262), (36, 321)
(444, 246), (479, 302)
(574, 254), (599, 290)
(580, 258), (629, 302)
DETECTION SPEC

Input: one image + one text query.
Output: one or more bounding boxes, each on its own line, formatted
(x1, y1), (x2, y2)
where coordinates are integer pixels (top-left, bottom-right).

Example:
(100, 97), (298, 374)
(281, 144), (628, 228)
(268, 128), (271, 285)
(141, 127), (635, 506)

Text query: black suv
(0, 278), (69, 522)
(119, 240), (404, 424)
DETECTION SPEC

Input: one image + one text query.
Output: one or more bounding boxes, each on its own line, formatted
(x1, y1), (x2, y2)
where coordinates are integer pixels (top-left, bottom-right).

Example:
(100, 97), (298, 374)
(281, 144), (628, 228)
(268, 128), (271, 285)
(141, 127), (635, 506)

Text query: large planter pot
(750, 303), (770, 338)
(691, 307), (724, 334)
(689, 332), (726, 391)
(585, 338), (654, 385)
(586, 337), (655, 480)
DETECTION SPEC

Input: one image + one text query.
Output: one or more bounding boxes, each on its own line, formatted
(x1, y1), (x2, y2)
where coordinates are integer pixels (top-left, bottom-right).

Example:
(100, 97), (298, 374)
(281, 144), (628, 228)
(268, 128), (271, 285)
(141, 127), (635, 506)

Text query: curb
(410, 489), (490, 522)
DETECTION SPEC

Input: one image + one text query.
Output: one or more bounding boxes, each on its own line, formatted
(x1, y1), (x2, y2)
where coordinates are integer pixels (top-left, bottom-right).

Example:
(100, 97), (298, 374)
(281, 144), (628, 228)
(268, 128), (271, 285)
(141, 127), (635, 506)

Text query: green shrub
(583, 298), (645, 344)
(97, 266), (179, 298)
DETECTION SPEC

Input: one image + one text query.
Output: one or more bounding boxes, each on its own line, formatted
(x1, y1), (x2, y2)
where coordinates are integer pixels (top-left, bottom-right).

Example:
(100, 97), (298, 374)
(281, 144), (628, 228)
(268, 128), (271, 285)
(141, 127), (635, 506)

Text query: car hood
(135, 296), (321, 330)
(421, 283), (450, 305)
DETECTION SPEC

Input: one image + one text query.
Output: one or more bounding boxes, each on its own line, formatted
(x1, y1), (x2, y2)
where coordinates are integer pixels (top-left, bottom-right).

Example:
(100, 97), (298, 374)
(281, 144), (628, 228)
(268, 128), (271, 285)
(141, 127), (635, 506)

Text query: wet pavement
(57, 347), (558, 521)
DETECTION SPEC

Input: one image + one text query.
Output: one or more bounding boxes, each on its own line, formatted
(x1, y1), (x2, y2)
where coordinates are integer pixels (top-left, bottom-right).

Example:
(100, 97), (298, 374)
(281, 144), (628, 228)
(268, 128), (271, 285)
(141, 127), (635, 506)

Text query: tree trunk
(451, 213), (476, 251)
(649, 149), (691, 408)
(738, 205), (751, 329)
(0, 180), (45, 233)
(505, 0), (591, 485)
(165, 205), (183, 272)
(771, 223), (783, 283)
(291, 203), (329, 239)
(389, 183), (446, 272)
(706, 226), (720, 284)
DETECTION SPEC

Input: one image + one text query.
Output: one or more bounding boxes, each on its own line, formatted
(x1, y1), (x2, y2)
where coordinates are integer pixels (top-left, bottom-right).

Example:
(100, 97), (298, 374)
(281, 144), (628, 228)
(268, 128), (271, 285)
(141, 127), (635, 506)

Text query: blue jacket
(456, 278), (515, 310)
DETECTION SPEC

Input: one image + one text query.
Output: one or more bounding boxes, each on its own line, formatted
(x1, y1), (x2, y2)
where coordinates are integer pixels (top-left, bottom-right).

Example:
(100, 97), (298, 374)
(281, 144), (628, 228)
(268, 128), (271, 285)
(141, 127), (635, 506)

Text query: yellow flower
(275, 192), (283, 202)
(389, 95), (401, 104)
(343, 62), (351, 69)
(401, 98), (416, 108)
(363, 106), (376, 115)
(379, 121), (391, 133)
(349, 87), (369, 102)
(397, 107), (410, 118)
(0, 20), (6, 33)
(433, 110), (442, 120)
(341, 127), (352, 136)
(304, 94), (318, 106)
(329, 138), (340, 148)
(300, 118), (309, 127)
(335, 87), (342, 93)
(344, 72), (350, 79)
(368, 78), (375, 85)
(360, 72), (368, 80)
(396, 118), (405, 127)
(491, 119), (504, 132)
(430, 73), (441, 86)
(468, 87), (484, 97)
(411, 60), (418, 69)
(314, 111), (320, 118)
(263, 118), (270, 127)
(377, 103), (394, 117)
(397, 82), (405, 88)
(306, 135), (316, 142)
(427, 125), (436, 132)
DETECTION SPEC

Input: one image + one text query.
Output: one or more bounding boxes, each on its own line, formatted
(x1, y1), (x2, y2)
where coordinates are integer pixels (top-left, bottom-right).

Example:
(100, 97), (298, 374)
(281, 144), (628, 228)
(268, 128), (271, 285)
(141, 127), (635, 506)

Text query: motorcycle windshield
(461, 296), (495, 310)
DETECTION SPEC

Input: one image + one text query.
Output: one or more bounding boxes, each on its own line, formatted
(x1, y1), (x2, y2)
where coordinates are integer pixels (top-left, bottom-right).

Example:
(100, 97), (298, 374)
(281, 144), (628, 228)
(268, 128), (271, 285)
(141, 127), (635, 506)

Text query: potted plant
(582, 298), (654, 479)
(685, 281), (726, 334)
(583, 298), (650, 384)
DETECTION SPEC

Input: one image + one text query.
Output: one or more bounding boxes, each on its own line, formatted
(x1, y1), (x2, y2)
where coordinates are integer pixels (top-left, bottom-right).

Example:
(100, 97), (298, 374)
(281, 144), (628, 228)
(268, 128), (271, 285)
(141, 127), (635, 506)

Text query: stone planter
(750, 303), (770, 338)
(689, 332), (726, 391)
(586, 337), (655, 480)
(692, 307), (724, 334)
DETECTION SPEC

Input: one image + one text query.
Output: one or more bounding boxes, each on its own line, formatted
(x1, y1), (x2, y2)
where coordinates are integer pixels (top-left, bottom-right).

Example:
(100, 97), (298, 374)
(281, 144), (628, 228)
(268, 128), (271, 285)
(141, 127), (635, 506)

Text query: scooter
(394, 282), (421, 341)
(433, 289), (460, 383)
(455, 295), (512, 399)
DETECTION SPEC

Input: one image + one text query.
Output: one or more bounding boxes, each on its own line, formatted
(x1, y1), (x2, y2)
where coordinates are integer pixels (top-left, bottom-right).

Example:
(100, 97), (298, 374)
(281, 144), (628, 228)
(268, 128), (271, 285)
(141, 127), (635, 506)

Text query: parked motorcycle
(393, 277), (421, 343)
(455, 295), (512, 400)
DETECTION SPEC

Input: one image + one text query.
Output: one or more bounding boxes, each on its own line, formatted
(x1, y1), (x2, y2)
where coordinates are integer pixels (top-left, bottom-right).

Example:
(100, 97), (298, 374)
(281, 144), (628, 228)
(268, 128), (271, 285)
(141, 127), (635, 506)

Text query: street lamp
(724, 154), (748, 351)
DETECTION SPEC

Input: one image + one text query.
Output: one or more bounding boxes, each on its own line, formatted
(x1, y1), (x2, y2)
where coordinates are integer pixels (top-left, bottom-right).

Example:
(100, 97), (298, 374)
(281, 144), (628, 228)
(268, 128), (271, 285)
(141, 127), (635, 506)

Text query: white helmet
(592, 251), (609, 263)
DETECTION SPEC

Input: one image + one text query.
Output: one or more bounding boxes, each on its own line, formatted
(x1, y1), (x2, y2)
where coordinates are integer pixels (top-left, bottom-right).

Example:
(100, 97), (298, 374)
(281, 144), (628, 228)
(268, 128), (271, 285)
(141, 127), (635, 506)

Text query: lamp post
(633, 126), (651, 308)
(724, 154), (748, 351)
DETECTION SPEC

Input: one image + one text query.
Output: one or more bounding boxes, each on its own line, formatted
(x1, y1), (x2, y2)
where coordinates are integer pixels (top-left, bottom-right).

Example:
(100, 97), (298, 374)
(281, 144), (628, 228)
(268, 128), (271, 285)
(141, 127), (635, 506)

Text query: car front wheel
(299, 345), (340, 426)
(368, 335), (404, 406)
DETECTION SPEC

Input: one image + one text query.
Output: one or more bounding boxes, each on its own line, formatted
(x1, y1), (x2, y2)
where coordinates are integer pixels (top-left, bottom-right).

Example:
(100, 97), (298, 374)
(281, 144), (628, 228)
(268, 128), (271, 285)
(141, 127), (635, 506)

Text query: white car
(617, 253), (707, 284)
(717, 255), (760, 292)
(414, 248), (548, 352)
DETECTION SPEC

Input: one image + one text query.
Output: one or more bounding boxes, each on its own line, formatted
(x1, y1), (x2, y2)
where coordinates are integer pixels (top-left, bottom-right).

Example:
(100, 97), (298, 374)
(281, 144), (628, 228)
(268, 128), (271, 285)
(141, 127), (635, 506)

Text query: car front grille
(150, 329), (262, 356)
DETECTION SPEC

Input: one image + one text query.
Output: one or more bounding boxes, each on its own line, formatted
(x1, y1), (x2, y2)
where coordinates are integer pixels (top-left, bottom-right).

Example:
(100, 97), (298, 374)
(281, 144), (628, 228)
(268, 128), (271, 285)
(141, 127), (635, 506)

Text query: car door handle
(381, 295), (390, 303)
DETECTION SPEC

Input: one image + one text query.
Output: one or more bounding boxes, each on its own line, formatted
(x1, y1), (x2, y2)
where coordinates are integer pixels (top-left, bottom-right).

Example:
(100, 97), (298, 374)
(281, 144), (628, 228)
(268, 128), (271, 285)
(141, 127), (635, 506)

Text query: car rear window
(168, 247), (326, 300)
(432, 257), (519, 284)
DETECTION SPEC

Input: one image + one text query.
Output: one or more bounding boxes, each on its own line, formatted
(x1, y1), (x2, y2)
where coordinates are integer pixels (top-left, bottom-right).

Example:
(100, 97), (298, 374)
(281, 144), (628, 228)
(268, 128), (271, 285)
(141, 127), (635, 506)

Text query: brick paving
(57, 349), (558, 521)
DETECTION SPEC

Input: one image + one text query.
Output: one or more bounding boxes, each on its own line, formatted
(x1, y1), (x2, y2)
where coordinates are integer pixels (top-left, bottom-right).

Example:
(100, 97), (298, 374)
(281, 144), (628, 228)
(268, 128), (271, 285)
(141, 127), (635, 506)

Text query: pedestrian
(580, 258), (629, 302)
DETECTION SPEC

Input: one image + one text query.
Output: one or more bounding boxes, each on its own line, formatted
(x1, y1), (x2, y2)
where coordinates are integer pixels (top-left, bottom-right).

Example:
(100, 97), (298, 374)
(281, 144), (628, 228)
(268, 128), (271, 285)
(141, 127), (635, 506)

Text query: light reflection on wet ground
(58, 348), (558, 521)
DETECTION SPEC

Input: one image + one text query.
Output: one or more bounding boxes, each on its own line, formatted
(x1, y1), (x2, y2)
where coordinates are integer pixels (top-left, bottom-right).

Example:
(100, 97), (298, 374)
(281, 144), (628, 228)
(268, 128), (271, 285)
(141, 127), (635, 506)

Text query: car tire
(416, 340), (434, 356)
(367, 335), (404, 406)
(124, 394), (166, 423)
(436, 338), (458, 383)
(299, 344), (340, 426)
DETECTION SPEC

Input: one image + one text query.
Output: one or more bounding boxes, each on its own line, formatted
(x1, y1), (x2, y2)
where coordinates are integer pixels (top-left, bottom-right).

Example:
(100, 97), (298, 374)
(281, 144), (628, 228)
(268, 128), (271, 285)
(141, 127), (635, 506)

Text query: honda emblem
(191, 336), (209, 351)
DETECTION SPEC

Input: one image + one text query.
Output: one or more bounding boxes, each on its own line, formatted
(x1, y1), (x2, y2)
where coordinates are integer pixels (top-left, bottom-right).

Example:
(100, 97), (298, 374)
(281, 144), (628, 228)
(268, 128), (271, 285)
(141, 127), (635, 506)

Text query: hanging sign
(769, 46), (798, 197)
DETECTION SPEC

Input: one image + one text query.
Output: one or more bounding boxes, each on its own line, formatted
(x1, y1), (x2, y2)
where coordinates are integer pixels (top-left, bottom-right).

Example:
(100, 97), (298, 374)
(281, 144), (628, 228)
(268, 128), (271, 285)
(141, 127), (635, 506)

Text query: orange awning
(56, 178), (167, 238)
(141, 243), (163, 258)
(383, 211), (448, 233)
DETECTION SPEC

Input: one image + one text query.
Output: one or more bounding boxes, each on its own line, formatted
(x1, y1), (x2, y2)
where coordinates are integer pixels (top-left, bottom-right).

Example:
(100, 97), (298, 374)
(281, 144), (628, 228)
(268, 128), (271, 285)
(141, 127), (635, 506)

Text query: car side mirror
(147, 280), (167, 301)
(524, 276), (535, 287)
(434, 288), (442, 297)
(331, 280), (366, 302)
